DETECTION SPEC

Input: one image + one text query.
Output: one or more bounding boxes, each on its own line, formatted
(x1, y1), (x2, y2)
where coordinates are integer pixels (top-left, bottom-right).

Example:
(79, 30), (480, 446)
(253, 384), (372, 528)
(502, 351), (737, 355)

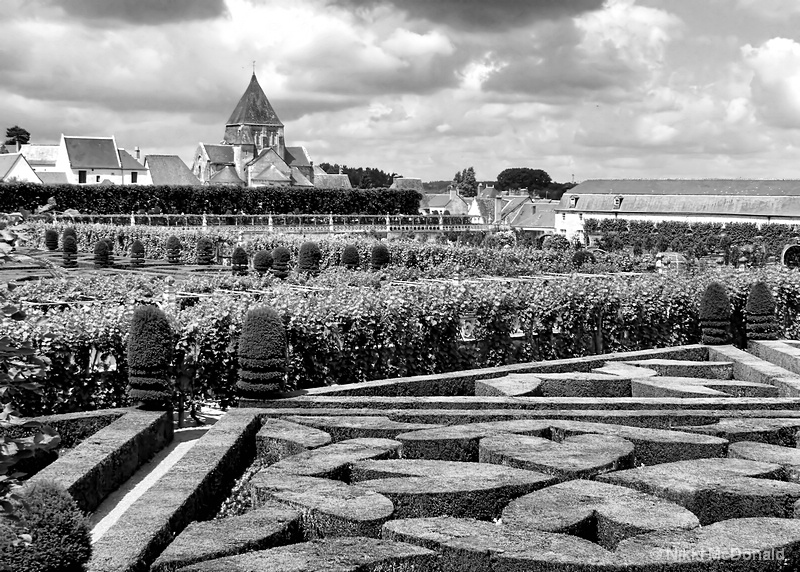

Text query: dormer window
(613, 195), (623, 209)
(569, 195), (578, 208)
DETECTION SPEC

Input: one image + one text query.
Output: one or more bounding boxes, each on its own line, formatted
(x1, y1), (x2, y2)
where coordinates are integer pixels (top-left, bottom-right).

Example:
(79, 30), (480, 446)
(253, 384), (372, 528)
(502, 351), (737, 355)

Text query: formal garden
(5, 184), (800, 571)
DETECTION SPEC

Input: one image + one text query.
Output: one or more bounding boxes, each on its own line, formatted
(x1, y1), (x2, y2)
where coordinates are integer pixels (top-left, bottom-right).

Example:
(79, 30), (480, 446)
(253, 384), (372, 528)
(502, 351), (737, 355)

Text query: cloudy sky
(4, 0), (800, 183)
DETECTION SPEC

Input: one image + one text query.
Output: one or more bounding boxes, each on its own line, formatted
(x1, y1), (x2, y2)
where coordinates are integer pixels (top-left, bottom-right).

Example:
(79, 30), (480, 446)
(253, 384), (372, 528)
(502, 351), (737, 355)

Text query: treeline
(0, 183), (422, 215)
(318, 163), (399, 189)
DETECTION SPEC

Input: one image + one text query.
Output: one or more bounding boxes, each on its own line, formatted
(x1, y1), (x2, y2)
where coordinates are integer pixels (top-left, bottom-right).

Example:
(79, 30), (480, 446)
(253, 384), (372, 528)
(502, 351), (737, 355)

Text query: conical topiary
(271, 246), (291, 279)
(44, 228), (59, 251)
(746, 281), (779, 340)
(62, 235), (78, 268)
(298, 241), (321, 277)
(93, 240), (111, 268)
(253, 250), (273, 275)
(196, 237), (215, 265)
(165, 235), (182, 264)
(341, 244), (360, 270)
(130, 239), (145, 265)
(231, 246), (249, 275)
(127, 305), (174, 408)
(62, 227), (77, 250)
(699, 281), (731, 345)
(371, 242), (390, 271)
(236, 306), (288, 399)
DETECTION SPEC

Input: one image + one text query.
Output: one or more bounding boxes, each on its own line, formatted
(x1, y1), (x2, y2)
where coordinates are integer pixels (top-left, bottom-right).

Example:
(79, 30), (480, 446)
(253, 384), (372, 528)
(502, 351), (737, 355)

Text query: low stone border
(27, 407), (172, 513)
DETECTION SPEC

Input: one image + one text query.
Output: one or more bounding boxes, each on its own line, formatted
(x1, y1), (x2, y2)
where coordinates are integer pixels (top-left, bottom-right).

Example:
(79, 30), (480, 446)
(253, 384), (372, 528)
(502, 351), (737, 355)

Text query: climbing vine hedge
(0, 182), (422, 215)
(7, 267), (800, 415)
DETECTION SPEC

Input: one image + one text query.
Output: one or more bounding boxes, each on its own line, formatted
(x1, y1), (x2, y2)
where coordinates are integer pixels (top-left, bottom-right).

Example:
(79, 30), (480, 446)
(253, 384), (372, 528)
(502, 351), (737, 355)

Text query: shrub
(127, 305), (174, 408)
(61, 227), (77, 249)
(196, 237), (215, 265)
(44, 228), (58, 251)
(165, 235), (182, 264)
(746, 281), (779, 340)
(130, 239), (145, 265)
(93, 240), (111, 268)
(231, 246), (249, 275)
(298, 241), (321, 277)
(341, 244), (360, 270)
(371, 242), (390, 271)
(253, 250), (272, 275)
(236, 306), (288, 398)
(699, 281), (731, 345)
(572, 249), (596, 269)
(62, 235), (78, 268)
(0, 481), (91, 572)
(271, 246), (291, 280)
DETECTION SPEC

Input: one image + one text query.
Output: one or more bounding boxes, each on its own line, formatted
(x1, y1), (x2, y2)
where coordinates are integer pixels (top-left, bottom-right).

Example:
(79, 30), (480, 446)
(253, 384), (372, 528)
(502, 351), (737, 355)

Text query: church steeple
(223, 73), (285, 154)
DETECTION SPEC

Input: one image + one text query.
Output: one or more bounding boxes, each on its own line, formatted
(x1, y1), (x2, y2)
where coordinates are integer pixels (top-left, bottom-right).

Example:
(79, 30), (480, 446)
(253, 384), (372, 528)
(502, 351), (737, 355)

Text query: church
(192, 73), (351, 189)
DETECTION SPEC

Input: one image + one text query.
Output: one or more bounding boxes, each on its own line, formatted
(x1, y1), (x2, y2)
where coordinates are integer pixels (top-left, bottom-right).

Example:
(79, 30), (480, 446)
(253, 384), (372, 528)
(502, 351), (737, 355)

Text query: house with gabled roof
(0, 153), (42, 184)
(44, 135), (149, 185)
(420, 187), (469, 216)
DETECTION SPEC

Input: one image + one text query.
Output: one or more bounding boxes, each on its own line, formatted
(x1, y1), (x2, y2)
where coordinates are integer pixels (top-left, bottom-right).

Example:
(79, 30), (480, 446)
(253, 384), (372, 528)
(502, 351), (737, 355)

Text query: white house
(49, 135), (149, 185)
(555, 179), (800, 243)
(0, 153), (43, 184)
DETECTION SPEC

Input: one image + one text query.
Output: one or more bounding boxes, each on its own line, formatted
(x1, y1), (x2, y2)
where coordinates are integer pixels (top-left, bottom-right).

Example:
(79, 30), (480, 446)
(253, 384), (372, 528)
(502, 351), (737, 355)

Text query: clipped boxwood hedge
(127, 305), (174, 408)
(236, 307), (288, 398)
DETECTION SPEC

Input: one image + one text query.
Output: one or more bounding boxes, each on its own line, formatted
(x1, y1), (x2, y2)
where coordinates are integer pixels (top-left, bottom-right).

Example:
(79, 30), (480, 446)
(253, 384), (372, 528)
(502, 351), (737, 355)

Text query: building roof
(64, 136), (120, 169)
(473, 198), (494, 223)
(314, 173), (352, 189)
(0, 153), (22, 180)
(145, 155), (201, 186)
(290, 167), (314, 187)
(390, 177), (423, 192)
(38, 171), (69, 185)
(19, 144), (58, 166)
(209, 165), (245, 185)
(202, 143), (234, 165)
(284, 146), (311, 168)
(253, 164), (290, 182)
(479, 185), (499, 199)
(226, 73), (283, 127)
(570, 179), (800, 197)
(118, 149), (145, 170)
(506, 201), (556, 230)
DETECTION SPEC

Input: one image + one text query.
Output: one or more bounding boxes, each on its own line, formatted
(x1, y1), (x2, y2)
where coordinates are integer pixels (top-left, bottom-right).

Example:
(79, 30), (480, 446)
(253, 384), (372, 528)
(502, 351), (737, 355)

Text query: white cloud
(742, 37), (800, 129)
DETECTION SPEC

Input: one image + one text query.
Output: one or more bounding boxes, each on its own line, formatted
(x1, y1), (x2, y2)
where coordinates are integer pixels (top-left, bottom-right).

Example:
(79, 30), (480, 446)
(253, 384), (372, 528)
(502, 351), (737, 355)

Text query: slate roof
(503, 199), (557, 230)
(19, 144), (58, 166)
(38, 171), (69, 185)
(390, 178), (423, 192)
(570, 179), (800, 197)
(253, 164), (290, 182)
(314, 173), (352, 189)
(118, 149), (146, 170)
(291, 167), (314, 187)
(226, 73), (283, 127)
(209, 165), (245, 185)
(474, 198), (494, 223)
(64, 137), (120, 169)
(284, 146), (311, 168)
(203, 144), (234, 165)
(145, 155), (201, 186)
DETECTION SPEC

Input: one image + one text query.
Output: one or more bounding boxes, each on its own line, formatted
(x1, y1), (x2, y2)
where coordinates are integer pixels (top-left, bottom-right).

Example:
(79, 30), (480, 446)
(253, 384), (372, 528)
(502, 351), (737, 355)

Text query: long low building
(555, 179), (800, 241)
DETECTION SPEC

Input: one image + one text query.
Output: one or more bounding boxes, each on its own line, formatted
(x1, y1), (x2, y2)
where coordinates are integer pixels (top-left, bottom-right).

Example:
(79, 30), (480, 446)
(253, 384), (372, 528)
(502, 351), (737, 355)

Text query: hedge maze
(71, 339), (800, 571)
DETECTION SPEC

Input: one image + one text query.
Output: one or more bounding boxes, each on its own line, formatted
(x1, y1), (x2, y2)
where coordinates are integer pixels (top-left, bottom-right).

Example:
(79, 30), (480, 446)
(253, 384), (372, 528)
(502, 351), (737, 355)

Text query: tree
(496, 168), (552, 196)
(453, 167), (478, 197)
(4, 126), (30, 147)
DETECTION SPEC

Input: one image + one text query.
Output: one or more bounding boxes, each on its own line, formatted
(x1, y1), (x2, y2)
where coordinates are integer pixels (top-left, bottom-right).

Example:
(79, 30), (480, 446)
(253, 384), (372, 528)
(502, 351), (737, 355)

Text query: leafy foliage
(371, 242), (390, 271)
(341, 244), (360, 270)
(4, 125), (30, 147)
(452, 167), (478, 197)
(231, 246), (249, 276)
(318, 162), (399, 189)
(298, 241), (321, 277)
(253, 250), (272, 274)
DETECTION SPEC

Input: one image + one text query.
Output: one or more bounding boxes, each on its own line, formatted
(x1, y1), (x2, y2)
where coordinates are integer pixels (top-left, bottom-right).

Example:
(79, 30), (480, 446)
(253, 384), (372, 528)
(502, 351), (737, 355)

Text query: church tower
(224, 73), (285, 178)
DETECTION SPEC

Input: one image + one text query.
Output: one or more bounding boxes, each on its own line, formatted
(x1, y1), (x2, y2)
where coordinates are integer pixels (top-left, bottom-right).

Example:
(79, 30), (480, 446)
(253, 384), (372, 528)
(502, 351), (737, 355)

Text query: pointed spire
(226, 73), (283, 127)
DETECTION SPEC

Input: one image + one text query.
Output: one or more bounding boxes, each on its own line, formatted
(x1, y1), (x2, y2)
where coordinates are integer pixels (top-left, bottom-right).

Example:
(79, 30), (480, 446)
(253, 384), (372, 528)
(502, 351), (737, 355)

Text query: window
(579, 213), (583, 220)
(96, 175), (101, 183)
(131, 172), (138, 184)
(78, 170), (86, 184)
(613, 196), (623, 209)
(562, 213), (566, 221)
(569, 195), (578, 208)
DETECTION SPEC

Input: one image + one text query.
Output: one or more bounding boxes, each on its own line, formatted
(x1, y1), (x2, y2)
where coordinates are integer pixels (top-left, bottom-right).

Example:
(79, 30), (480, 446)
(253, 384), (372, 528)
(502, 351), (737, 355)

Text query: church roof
(209, 165), (245, 185)
(253, 164), (290, 182)
(145, 155), (201, 186)
(226, 73), (283, 128)
(202, 144), (234, 165)
(291, 167), (314, 187)
(284, 146), (311, 168)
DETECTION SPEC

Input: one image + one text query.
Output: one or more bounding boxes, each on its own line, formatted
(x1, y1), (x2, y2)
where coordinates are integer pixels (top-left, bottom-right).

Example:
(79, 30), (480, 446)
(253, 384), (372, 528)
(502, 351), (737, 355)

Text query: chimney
(449, 185), (458, 200)
(338, 165), (342, 175)
(135, 146), (140, 161)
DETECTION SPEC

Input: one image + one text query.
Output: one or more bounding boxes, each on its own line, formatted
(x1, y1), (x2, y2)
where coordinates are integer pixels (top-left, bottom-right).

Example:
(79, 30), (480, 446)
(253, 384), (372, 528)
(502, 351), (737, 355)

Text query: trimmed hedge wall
(0, 182), (422, 215)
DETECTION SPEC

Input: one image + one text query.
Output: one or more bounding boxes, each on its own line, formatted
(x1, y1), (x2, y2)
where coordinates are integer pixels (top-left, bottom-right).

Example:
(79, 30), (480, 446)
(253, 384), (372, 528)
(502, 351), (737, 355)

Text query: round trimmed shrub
(196, 237), (215, 265)
(271, 246), (291, 279)
(572, 249), (596, 269)
(62, 235), (78, 268)
(130, 239), (145, 265)
(746, 281), (779, 340)
(253, 250), (273, 275)
(165, 235), (182, 264)
(298, 241), (321, 277)
(699, 281), (731, 345)
(371, 242), (390, 271)
(93, 239), (111, 268)
(236, 306), (288, 398)
(231, 246), (249, 275)
(61, 227), (77, 249)
(341, 244), (360, 270)
(44, 228), (59, 250)
(0, 481), (91, 572)
(127, 305), (174, 408)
